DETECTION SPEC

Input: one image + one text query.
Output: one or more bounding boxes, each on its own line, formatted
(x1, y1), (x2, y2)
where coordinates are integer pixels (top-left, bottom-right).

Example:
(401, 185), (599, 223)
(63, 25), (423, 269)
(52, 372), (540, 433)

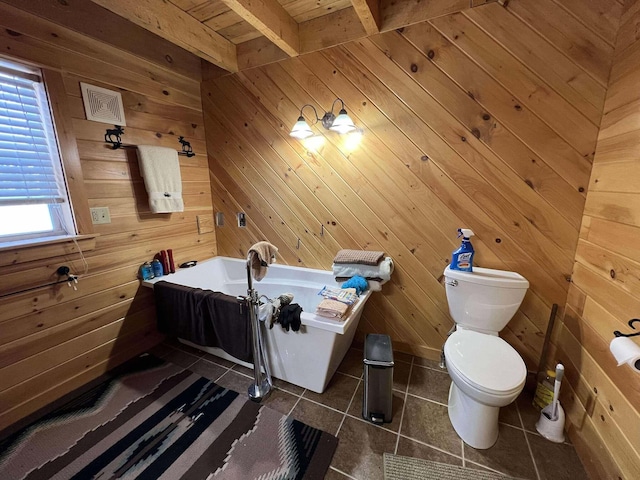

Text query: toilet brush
(535, 363), (566, 443)
(550, 364), (564, 420)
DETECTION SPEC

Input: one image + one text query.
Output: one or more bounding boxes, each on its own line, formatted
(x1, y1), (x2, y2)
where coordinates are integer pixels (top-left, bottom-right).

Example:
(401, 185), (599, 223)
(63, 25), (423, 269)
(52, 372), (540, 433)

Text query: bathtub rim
(143, 256), (372, 335)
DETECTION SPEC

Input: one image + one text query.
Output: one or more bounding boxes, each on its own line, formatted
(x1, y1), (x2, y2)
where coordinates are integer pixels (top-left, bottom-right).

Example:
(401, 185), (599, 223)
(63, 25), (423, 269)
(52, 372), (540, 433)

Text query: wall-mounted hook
(296, 238), (301, 250)
(320, 224), (324, 237)
(178, 136), (195, 157)
(104, 125), (124, 149)
(614, 318), (640, 338)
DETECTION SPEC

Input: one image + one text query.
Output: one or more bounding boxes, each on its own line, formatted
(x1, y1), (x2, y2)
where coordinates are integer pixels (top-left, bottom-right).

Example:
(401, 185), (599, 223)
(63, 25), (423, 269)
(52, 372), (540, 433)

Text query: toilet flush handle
(446, 279), (458, 287)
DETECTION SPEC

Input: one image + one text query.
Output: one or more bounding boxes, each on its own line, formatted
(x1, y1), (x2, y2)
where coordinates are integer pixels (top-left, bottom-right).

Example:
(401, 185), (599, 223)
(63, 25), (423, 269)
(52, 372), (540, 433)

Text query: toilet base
(448, 382), (499, 449)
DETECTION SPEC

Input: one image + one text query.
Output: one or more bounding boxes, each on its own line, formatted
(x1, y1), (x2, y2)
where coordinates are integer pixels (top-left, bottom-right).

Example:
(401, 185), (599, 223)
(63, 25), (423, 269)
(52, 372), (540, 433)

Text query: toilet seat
(445, 330), (526, 396)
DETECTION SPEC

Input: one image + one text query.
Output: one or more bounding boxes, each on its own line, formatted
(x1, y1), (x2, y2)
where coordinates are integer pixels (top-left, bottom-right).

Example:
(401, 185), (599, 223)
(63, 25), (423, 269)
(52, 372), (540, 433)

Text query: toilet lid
(444, 330), (526, 395)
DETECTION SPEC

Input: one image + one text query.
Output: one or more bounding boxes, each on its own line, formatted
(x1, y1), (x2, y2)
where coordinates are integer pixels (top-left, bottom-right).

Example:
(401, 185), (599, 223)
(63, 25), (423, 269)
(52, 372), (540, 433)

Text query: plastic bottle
(450, 228), (475, 272)
(533, 369), (556, 409)
(140, 262), (154, 281)
(152, 258), (164, 278)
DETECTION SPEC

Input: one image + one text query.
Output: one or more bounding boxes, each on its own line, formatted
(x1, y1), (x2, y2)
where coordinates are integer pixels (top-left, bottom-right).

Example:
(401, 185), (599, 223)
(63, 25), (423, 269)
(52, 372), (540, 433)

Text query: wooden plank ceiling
(87, 0), (498, 72)
(201, 0), (615, 363)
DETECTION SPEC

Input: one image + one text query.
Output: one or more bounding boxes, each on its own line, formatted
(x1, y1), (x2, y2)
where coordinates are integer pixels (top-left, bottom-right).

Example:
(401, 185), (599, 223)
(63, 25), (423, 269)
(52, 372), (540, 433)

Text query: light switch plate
(90, 207), (111, 224)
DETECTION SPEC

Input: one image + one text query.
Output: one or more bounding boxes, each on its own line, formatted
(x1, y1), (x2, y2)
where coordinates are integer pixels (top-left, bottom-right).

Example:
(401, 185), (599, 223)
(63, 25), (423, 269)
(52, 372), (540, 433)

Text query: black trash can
(362, 333), (394, 424)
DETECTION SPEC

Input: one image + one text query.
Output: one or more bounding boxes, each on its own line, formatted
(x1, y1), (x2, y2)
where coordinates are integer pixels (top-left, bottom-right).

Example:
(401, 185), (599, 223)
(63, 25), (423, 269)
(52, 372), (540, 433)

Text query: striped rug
(0, 354), (337, 480)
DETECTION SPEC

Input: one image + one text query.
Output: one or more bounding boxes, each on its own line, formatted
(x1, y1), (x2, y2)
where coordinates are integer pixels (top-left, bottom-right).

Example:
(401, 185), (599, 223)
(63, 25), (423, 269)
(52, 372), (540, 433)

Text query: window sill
(0, 234), (98, 266)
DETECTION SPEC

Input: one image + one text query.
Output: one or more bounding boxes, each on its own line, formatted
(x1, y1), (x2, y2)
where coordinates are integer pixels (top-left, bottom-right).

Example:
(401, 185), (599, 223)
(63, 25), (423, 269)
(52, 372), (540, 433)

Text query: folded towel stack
(315, 286), (357, 319)
(332, 249), (394, 289)
(316, 299), (350, 319)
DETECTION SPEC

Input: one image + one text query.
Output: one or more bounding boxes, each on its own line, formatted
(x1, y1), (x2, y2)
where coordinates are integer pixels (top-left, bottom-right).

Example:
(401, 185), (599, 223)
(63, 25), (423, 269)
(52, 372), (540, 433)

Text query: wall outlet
(237, 212), (246, 228)
(90, 207), (111, 224)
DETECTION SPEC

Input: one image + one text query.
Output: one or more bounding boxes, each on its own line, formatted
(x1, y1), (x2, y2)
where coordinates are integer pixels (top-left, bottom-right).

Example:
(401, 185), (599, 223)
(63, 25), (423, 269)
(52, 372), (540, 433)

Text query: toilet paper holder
(613, 318), (640, 338)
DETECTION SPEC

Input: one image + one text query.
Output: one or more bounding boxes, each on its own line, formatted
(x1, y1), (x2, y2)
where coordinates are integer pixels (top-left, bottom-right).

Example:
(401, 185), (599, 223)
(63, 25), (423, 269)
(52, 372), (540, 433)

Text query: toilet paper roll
(609, 336), (640, 372)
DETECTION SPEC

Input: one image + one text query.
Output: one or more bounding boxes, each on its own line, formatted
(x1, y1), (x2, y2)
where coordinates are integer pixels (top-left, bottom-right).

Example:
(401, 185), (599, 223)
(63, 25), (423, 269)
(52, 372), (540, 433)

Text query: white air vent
(80, 82), (126, 126)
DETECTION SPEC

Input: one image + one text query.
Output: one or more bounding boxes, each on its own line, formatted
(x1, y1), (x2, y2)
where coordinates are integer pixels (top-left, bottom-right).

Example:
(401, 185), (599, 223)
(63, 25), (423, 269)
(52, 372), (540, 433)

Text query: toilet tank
(443, 266), (529, 334)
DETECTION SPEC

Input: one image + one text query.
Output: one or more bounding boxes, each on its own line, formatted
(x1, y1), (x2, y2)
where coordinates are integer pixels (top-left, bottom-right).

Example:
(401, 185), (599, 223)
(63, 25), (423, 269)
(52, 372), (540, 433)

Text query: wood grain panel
(0, 7), (214, 430)
(559, 3), (640, 475)
(464, 4), (606, 124)
(202, 0), (607, 367)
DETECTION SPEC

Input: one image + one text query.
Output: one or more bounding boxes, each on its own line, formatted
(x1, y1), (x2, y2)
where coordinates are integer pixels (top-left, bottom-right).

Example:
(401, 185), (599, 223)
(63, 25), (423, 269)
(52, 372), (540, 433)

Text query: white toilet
(443, 265), (529, 449)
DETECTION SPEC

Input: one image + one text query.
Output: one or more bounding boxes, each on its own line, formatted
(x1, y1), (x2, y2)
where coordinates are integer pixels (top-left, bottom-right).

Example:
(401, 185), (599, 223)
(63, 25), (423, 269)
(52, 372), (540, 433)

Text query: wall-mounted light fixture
(290, 98), (356, 139)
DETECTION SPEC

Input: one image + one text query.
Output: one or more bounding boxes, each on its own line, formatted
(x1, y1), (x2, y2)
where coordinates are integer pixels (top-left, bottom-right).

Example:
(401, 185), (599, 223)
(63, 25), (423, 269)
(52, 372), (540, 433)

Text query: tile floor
(151, 341), (590, 480)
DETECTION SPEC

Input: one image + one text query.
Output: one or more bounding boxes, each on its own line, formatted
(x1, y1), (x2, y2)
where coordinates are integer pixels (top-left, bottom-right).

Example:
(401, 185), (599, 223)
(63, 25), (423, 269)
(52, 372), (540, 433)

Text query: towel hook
(320, 224), (324, 237)
(178, 136), (195, 157)
(296, 238), (301, 250)
(613, 318), (640, 338)
(104, 125), (124, 149)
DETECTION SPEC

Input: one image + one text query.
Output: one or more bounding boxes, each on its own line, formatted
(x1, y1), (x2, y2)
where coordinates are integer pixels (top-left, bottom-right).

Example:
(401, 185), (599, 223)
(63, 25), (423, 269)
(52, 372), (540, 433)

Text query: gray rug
(383, 453), (519, 480)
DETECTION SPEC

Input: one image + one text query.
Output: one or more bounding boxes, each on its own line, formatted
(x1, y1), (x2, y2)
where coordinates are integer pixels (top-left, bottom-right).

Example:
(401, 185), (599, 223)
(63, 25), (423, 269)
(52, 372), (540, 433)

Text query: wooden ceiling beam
(219, 0), (300, 57)
(350, 0), (381, 35)
(88, 0), (238, 72)
(379, 0), (499, 32)
(0, 0), (202, 78)
(299, 7), (367, 55)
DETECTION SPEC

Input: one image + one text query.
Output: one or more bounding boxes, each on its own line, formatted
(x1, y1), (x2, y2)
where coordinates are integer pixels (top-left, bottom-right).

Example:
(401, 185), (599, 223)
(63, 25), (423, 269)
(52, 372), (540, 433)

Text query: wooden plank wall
(555, 1), (640, 478)
(202, 0), (614, 365)
(0, 3), (215, 431)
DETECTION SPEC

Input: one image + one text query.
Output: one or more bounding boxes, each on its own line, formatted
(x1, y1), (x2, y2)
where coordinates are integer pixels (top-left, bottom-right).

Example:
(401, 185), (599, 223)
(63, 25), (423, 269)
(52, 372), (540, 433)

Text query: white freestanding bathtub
(144, 256), (372, 393)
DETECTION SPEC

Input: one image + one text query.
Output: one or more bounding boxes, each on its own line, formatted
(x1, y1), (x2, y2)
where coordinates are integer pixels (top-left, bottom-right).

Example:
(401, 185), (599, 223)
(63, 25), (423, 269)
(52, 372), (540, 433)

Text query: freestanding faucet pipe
(246, 253), (273, 402)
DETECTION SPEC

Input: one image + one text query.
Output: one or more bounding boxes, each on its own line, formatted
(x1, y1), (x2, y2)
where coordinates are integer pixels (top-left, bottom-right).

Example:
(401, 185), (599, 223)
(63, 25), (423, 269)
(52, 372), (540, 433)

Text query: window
(0, 57), (75, 244)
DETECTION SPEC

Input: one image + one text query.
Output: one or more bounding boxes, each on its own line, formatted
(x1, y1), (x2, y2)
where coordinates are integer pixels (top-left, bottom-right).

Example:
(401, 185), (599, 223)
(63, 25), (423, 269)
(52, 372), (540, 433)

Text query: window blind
(0, 64), (67, 206)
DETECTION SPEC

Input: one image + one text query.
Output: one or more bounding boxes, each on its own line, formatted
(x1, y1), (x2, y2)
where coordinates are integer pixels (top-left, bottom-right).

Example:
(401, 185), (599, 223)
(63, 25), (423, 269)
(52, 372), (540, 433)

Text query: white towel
(332, 257), (394, 282)
(137, 145), (184, 213)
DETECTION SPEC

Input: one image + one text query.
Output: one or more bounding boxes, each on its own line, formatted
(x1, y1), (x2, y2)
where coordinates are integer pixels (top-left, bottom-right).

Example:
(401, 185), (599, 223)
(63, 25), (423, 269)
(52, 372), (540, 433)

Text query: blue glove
(341, 275), (368, 295)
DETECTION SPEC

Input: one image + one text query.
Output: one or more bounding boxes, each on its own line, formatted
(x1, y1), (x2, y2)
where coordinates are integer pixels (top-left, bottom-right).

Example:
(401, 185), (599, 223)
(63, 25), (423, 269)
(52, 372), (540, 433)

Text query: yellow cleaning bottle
(533, 369), (556, 409)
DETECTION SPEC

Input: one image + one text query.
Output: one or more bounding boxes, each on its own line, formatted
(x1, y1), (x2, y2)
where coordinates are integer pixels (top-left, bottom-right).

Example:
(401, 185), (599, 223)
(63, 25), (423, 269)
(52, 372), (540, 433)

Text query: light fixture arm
(321, 98), (346, 130)
(297, 104), (321, 125)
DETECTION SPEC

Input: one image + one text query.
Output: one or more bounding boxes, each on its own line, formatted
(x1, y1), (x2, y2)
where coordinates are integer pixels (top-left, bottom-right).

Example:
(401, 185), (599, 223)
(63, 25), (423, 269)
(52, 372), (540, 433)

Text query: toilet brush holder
(535, 401), (566, 443)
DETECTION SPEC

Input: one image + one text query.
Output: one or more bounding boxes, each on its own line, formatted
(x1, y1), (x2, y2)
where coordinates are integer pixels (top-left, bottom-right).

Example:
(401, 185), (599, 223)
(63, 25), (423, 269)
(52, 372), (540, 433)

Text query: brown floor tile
(408, 365), (451, 404)
(527, 432), (589, 480)
(231, 363), (254, 377)
(464, 423), (537, 479)
(148, 343), (172, 358)
(400, 395), (462, 457)
(499, 399), (521, 428)
(260, 389), (298, 416)
(215, 370), (251, 396)
(272, 377), (305, 396)
(163, 348), (202, 369)
(392, 361), (411, 392)
(173, 342), (207, 358)
(393, 351), (413, 364)
(189, 359), (228, 382)
(324, 467), (352, 479)
(517, 389), (545, 433)
(201, 352), (236, 368)
(290, 398), (344, 436)
(303, 373), (360, 412)
(413, 356), (443, 370)
(396, 436), (463, 466)
(332, 416), (398, 480)
(337, 348), (364, 378)
(347, 384), (404, 432)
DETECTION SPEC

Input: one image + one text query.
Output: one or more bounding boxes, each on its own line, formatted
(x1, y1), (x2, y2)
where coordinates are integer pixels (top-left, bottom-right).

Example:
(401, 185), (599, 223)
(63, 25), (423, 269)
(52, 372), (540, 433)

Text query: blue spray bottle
(450, 228), (475, 272)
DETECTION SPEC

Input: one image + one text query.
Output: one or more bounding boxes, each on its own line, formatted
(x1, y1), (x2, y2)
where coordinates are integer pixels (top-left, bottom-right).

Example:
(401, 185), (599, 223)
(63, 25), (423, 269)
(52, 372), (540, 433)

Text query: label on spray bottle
(456, 252), (473, 270)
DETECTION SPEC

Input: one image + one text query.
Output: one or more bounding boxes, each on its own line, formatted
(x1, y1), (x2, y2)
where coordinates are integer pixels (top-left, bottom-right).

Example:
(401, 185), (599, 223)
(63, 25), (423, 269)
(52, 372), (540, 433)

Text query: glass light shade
(290, 116), (314, 139)
(329, 108), (356, 134)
